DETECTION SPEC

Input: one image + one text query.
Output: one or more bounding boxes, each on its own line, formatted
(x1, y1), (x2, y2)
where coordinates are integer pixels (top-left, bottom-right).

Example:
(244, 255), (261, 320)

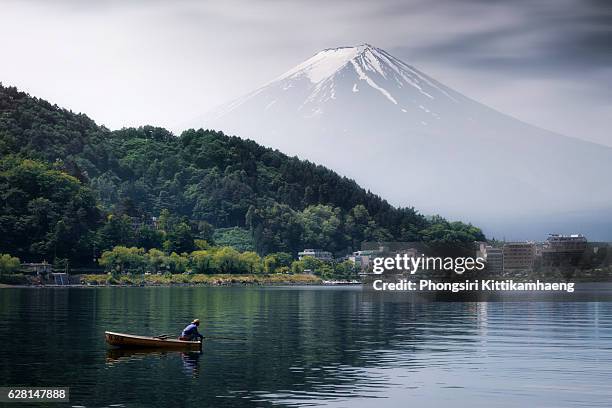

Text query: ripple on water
(1, 287), (611, 407)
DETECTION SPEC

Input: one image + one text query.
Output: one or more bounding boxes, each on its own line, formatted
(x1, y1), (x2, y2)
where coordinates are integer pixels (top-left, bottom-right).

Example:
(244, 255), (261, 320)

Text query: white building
(298, 249), (333, 261)
(348, 249), (379, 270)
(544, 234), (587, 253)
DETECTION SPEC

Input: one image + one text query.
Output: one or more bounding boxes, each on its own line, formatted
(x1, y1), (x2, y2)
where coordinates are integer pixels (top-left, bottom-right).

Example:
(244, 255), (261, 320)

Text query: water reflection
(106, 347), (202, 378)
(105, 347), (169, 363)
(181, 351), (201, 378)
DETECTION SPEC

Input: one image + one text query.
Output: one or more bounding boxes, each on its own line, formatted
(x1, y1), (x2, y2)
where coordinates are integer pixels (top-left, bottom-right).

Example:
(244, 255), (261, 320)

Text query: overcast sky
(1, 0), (610, 146)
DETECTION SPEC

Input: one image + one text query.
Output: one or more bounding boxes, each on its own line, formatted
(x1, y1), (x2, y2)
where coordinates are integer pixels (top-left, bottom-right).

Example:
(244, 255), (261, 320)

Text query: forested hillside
(0, 84), (484, 265)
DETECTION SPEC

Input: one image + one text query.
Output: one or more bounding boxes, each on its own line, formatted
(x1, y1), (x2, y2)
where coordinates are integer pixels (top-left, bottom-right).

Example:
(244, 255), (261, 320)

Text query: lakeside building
(21, 262), (52, 276)
(476, 234), (588, 273)
(503, 242), (536, 272)
(347, 246), (385, 273)
(349, 247), (418, 275)
(348, 250), (377, 270)
(544, 234), (587, 252)
(479, 245), (503, 274)
(298, 249), (333, 261)
(542, 234), (588, 266)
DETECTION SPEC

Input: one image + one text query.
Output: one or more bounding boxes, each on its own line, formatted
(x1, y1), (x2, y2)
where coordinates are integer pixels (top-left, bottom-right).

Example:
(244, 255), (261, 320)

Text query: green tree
(246, 203), (303, 254)
(0, 157), (101, 264)
(299, 204), (345, 253)
(190, 249), (216, 274)
(263, 252), (293, 273)
(0, 253), (20, 276)
(163, 222), (195, 254)
(263, 254), (278, 274)
(291, 257), (324, 275)
(212, 227), (255, 252)
(99, 246), (147, 274)
(195, 220), (215, 243)
(213, 247), (241, 274)
(420, 216), (485, 244)
(145, 248), (166, 273)
(166, 252), (189, 274)
(240, 251), (263, 274)
(137, 226), (164, 250)
(334, 260), (358, 280)
(194, 239), (210, 250)
(97, 214), (135, 251)
(158, 209), (172, 232)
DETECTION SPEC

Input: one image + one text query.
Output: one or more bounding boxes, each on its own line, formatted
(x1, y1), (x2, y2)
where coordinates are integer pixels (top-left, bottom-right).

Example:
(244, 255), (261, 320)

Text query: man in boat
(179, 319), (204, 341)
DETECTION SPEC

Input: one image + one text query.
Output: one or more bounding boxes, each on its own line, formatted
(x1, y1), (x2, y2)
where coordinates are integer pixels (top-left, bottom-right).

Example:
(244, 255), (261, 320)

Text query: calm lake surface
(1, 286), (611, 407)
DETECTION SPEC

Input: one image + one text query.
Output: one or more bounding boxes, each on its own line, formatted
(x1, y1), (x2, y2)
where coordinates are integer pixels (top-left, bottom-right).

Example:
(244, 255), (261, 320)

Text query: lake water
(1, 286), (611, 407)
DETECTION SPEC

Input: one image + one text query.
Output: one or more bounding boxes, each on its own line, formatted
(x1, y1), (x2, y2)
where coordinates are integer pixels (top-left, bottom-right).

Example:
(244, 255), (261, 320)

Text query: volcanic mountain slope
(196, 44), (612, 239)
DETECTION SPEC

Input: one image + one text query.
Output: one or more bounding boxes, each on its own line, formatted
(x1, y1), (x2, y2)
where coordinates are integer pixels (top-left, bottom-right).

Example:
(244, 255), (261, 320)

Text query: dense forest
(0, 83), (484, 268)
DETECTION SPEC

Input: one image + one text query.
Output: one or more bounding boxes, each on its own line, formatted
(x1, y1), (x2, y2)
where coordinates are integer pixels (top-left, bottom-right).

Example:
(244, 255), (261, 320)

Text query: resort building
(21, 261), (52, 276)
(346, 246), (386, 274)
(348, 250), (376, 270)
(542, 234), (587, 266)
(503, 242), (536, 272)
(298, 249), (333, 261)
(544, 234), (587, 252)
(483, 246), (503, 274)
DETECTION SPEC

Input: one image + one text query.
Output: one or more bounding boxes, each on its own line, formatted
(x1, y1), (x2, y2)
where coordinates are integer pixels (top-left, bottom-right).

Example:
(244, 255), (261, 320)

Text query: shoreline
(0, 282), (362, 288)
(1, 273), (363, 288)
(0, 283), (362, 288)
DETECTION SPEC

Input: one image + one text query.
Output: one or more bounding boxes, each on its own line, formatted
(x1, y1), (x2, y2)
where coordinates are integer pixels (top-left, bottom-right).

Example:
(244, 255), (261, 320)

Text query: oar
(155, 334), (246, 341)
(203, 335), (247, 341)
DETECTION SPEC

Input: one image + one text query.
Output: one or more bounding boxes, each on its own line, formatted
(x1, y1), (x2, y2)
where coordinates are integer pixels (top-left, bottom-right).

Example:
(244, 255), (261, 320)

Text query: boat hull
(105, 331), (202, 350)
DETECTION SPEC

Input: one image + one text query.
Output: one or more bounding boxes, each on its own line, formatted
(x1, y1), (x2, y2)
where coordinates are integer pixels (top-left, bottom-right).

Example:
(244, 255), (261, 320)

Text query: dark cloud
(389, 0), (611, 75)
(17, 0), (612, 71)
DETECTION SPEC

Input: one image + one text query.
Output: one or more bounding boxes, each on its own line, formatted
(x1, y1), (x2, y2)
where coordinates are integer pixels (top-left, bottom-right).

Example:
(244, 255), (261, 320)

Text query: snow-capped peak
(268, 43), (458, 106)
(202, 43), (466, 124)
(277, 44), (373, 84)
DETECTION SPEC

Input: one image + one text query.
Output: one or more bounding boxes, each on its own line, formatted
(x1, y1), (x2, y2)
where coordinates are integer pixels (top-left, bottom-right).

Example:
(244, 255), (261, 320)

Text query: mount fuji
(194, 44), (612, 239)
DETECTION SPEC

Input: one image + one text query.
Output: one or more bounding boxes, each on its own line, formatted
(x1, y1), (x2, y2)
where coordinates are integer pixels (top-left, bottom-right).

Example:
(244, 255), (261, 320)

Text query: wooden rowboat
(105, 331), (202, 350)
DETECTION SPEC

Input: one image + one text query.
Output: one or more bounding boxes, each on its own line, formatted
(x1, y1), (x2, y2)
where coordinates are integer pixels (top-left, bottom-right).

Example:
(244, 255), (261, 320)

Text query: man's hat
(192, 319), (200, 324)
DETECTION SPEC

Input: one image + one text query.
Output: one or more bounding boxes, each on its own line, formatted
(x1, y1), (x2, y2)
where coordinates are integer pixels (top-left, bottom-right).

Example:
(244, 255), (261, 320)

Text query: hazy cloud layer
(1, 0), (610, 144)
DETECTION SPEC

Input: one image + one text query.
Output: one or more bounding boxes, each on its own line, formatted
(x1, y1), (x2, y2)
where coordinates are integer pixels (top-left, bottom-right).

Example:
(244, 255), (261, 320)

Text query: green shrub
(80, 274), (108, 285)
(0, 273), (28, 285)
(0, 254), (21, 275)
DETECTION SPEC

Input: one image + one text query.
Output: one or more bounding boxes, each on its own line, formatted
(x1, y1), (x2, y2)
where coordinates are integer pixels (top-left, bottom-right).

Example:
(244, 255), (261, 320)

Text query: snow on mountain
(206, 44), (462, 122)
(193, 44), (612, 239)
